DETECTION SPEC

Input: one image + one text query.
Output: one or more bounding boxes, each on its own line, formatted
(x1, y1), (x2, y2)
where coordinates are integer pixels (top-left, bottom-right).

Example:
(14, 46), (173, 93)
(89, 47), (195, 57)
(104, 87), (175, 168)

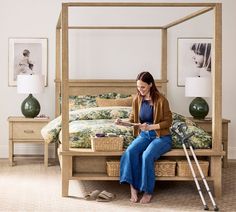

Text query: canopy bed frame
(55, 2), (223, 198)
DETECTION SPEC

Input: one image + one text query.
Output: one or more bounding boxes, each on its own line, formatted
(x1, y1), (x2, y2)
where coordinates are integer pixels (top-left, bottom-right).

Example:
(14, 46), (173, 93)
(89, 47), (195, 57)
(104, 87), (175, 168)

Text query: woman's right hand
(139, 123), (148, 131)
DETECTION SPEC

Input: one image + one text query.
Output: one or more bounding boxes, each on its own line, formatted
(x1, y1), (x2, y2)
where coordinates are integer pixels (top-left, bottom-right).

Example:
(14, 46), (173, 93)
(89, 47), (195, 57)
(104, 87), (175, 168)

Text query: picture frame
(177, 37), (212, 87)
(8, 38), (48, 87)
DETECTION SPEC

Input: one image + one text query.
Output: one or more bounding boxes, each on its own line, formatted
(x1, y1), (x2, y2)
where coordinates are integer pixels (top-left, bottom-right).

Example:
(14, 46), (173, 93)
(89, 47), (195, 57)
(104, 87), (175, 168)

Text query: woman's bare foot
(140, 193), (152, 204)
(130, 185), (138, 203)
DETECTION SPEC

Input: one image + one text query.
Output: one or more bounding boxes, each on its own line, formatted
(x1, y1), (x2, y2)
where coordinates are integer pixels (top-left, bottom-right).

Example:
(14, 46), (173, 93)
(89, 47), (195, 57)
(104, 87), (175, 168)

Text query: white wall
(0, 0), (235, 159)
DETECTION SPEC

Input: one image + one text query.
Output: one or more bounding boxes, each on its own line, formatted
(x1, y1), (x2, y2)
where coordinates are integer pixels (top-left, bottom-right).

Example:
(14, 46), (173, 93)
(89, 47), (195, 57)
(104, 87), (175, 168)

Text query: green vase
(21, 94), (40, 118)
(189, 97), (209, 119)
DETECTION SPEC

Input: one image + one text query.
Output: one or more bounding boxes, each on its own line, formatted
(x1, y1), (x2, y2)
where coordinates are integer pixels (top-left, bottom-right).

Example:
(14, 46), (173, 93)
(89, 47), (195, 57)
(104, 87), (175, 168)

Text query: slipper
(96, 190), (116, 202)
(84, 190), (101, 200)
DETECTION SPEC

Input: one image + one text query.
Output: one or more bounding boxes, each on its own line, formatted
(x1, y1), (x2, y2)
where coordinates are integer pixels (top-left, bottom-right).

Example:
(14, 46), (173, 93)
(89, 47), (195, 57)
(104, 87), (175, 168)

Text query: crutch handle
(183, 132), (194, 140)
(181, 131), (195, 148)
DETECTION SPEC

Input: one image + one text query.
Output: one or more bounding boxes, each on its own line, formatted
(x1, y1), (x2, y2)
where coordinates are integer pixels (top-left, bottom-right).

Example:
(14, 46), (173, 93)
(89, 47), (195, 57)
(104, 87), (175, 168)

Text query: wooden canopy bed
(55, 2), (223, 198)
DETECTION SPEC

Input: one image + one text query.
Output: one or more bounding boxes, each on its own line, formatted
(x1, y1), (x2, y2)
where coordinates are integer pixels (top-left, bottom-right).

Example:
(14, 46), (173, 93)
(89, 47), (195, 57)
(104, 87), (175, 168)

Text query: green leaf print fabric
(41, 107), (212, 149)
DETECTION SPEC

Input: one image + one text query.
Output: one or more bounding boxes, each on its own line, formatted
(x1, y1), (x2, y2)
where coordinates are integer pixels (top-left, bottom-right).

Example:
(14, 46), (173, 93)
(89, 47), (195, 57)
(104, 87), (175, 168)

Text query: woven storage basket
(106, 161), (120, 177)
(106, 160), (176, 177)
(177, 160), (209, 177)
(96, 97), (133, 107)
(91, 136), (123, 152)
(154, 160), (176, 177)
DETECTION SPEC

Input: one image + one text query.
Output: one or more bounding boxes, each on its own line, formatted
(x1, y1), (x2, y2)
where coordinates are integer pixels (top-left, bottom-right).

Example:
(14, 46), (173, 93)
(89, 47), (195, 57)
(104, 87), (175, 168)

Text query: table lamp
(17, 75), (44, 118)
(185, 77), (211, 119)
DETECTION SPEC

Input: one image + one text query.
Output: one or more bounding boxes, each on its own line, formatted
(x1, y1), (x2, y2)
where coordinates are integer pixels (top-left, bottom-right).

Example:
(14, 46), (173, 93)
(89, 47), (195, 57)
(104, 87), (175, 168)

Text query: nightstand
(189, 117), (230, 167)
(8, 116), (50, 166)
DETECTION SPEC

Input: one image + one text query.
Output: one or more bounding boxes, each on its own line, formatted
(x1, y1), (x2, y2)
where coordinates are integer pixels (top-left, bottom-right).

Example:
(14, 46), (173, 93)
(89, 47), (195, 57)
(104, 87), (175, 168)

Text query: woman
(116, 71), (172, 204)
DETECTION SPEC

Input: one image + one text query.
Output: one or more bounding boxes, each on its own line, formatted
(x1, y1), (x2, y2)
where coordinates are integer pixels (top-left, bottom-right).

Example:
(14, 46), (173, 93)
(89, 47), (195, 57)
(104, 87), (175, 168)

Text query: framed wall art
(8, 38), (48, 86)
(177, 37), (212, 87)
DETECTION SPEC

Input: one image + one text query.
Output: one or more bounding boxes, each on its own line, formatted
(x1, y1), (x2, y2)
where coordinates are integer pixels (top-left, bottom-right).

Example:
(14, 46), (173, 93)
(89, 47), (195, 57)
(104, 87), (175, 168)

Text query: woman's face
(192, 52), (204, 68)
(137, 80), (152, 97)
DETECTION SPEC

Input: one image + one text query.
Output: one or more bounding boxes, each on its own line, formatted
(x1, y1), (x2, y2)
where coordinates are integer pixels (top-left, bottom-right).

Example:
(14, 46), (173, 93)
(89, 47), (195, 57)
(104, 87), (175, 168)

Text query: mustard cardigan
(129, 93), (172, 137)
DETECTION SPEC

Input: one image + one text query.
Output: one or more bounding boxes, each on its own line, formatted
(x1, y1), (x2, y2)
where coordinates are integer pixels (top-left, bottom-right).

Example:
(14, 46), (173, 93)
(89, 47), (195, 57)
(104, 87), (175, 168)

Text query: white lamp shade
(185, 77), (211, 97)
(17, 75), (44, 94)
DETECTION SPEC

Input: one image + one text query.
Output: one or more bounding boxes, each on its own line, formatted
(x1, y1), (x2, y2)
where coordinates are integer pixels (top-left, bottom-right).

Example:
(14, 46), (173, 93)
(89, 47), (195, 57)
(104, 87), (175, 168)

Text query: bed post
(161, 28), (168, 95)
(55, 17), (61, 118)
(211, 3), (222, 199)
(54, 20), (62, 167)
(61, 3), (71, 197)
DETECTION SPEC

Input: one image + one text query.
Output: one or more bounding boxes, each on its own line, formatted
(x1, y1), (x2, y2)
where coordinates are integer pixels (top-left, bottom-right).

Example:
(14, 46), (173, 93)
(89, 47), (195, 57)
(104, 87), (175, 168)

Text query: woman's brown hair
(136, 71), (160, 102)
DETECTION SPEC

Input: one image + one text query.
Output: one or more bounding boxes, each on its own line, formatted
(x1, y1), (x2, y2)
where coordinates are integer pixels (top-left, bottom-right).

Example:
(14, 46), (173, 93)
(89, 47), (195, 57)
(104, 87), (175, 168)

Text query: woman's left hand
(139, 123), (150, 131)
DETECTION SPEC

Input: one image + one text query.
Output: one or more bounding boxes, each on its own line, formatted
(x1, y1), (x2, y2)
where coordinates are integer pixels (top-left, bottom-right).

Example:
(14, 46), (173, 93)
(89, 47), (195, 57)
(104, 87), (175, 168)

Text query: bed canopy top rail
(57, 3), (214, 30)
(68, 26), (164, 29)
(65, 2), (217, 7)
(163, 7), (213, 29)
(67, 5), (212, 30)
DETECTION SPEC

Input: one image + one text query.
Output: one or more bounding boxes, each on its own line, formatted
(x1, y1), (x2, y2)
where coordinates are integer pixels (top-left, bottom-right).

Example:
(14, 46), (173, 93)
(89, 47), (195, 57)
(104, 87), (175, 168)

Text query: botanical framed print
(8, 38), (48, 86)
(177, 37), (212, 87)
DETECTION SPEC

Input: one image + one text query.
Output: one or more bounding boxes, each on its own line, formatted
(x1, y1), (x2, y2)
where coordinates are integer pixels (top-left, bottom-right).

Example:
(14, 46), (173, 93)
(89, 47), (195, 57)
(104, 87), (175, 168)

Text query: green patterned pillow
(98, 92), (131, 99)
(69, 106), (132, 120)
(69, 95), (97, 111)
(68, 94), (132, 110)
(171, 113), (212, 149)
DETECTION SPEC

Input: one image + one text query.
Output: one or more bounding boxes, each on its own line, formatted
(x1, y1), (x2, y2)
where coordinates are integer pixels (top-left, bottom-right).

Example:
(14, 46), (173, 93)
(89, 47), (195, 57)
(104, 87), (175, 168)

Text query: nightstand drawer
(12, 122), (45, 139)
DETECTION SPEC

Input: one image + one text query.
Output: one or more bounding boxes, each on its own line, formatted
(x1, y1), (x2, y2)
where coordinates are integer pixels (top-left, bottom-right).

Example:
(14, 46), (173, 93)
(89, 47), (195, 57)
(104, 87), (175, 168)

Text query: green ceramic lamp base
(189, 97), (209, 119)
(21, 94), (41, 118)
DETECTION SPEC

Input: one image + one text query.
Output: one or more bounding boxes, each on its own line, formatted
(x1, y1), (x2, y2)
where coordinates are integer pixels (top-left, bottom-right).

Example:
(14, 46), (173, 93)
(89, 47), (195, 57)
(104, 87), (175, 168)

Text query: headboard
(55, 79), (167, 117)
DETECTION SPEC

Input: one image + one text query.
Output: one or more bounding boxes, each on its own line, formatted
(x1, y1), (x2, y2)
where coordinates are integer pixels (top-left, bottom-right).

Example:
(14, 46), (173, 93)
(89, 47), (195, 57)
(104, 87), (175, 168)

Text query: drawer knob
(24, 130), (34, 133)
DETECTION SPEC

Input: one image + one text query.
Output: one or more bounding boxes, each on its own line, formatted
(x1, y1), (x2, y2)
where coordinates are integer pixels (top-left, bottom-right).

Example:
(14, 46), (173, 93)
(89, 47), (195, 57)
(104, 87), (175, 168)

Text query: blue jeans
(120, 130), (172, 194)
